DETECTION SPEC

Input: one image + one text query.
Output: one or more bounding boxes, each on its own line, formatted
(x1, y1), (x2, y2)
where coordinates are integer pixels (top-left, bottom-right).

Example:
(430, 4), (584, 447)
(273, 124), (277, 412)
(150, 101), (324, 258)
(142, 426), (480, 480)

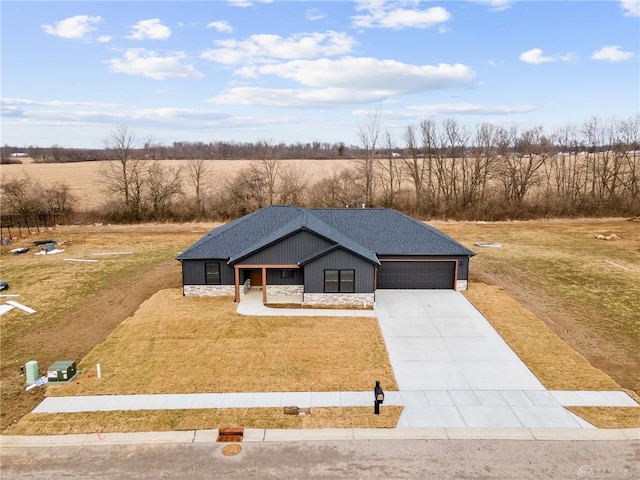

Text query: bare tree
(145, 162), (183, 219)
(308, 168), (361, 208)
(377, 130), (402, 208)
(185, 159), (212, 217)
(618, 114), (640, 202)
(402, 123), (426, 213)
(460, 123), (495, 210)
(356, 107), (382, 206)
(101, 125), (147, 219)
(497, 126), (551, 204)
(278, 163), (308, 205)
(261, 159), (280, 205)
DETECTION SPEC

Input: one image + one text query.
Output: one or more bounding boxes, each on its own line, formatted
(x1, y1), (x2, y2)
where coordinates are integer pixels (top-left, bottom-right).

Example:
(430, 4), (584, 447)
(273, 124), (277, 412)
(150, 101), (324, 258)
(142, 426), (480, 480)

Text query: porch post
(234, 265), (240, 302)
(262, 266), (267, 303)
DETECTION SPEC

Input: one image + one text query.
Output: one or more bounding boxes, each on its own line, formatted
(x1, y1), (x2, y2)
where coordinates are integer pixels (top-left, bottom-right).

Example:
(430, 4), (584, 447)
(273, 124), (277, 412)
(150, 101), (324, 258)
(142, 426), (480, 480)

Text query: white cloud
(106, 49), (204, 80)
(305, 8), (325, 21)
(227, 0), (252, 7)
(209, 87), (384, 107)
(97, 35), (112, 43)
(620, 0), (640, 16)
(239, 57), (475, 91)
(127, 19), (171, 40)
(227, 0), (273, 7)
(207, 21), (233, 33)
(42, 15), (102, 40)
(2, 97), (121, 108)
(200, 31), (355, 64)
(209, 58), (476, 107)
(407, 102), (536, 116)
(470, 0), (515, 11)
(519, 48), (557, 64)
(1, 97), (229, 127)
(352, 1), (451, 29)
(519, 48), (578, 64)
(591, 45), (634, 62)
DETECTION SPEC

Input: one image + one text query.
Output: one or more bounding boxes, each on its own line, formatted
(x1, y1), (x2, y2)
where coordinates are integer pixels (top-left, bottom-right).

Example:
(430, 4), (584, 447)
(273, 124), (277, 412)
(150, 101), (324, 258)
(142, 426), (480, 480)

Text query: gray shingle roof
(310, 208), (475, 256)
(177, 206), (474, 262)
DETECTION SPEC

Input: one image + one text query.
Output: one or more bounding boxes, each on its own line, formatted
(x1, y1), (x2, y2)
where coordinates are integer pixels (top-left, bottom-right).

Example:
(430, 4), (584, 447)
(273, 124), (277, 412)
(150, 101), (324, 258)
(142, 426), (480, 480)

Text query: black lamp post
(374, 380), (384, 414)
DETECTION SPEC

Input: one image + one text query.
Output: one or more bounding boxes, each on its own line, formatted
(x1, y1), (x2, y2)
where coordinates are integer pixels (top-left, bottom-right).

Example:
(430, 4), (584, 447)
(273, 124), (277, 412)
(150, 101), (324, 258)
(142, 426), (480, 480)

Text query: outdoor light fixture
(374, 380), (384, 415)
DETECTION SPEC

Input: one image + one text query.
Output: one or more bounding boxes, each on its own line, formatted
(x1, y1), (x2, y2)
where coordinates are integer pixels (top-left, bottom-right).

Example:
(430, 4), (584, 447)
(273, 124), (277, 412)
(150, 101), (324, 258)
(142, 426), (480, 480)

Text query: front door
(249, 269), (263, 287)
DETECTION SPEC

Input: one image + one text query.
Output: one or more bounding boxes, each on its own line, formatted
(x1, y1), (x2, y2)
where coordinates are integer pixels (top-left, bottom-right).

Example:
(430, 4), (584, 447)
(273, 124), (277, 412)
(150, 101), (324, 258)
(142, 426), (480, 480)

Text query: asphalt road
(2, 440), (638, 480)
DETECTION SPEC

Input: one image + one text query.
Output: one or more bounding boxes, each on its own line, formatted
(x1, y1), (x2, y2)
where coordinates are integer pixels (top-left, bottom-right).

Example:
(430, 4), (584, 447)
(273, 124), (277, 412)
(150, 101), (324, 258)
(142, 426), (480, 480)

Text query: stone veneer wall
(183, 285), (235, 296)
(456, 280), (468, 291)
(303, 293), (374, 307)
(266, 285), (304, 296)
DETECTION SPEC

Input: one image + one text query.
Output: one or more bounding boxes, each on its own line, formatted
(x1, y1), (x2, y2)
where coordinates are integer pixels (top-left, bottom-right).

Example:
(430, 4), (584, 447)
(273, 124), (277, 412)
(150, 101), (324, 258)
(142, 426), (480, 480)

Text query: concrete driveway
(374, 290), (589, 428)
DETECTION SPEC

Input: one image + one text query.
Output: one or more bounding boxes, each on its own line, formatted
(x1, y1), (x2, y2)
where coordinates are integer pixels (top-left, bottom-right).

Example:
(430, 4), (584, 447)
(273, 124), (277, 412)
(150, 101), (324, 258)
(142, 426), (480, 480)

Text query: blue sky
(1, 0), (639, 148)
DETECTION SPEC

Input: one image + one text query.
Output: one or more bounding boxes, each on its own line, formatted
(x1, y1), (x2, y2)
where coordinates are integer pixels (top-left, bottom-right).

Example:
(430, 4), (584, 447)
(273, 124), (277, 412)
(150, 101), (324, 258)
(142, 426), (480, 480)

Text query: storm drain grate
(217, 427), (244, 443)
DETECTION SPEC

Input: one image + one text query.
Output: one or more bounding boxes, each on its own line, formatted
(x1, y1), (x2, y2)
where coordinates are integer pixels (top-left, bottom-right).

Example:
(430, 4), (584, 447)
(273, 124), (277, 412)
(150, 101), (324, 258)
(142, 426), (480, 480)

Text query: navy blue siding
(304, 249), (375, 293)
(239, 230), (332, 265)
(181, 259), (234, 285)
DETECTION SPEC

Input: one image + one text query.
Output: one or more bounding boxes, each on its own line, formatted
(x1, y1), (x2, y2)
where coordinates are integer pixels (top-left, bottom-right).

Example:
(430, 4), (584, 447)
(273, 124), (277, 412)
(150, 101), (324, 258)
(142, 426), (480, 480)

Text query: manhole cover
(221, 444), (242, 456)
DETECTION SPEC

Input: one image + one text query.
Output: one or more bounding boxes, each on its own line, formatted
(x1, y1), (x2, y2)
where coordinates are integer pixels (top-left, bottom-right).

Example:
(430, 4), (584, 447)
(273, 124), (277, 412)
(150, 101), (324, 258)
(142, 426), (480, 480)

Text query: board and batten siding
(266, 268), (303, 285)
(377, 255), (469, 280)
(304, 249), (375, 293)
(181, 259), (234, 285)
(238, 230), (333, 265)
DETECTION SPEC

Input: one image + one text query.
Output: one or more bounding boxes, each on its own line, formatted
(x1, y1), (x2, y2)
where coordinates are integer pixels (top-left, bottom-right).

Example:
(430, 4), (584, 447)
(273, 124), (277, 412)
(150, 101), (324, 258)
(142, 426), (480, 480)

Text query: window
(324, 269), (354, 293)
(340, 269), (355, 293)
(324, 270), (339, 293)
(281, 269), (294, 279)
(205, 262), (221, 285)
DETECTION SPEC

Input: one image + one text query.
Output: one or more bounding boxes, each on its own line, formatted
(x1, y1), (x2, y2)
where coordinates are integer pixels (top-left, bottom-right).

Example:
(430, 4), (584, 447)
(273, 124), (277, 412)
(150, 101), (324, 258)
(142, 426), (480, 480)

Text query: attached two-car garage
(376, 260), (458, 290)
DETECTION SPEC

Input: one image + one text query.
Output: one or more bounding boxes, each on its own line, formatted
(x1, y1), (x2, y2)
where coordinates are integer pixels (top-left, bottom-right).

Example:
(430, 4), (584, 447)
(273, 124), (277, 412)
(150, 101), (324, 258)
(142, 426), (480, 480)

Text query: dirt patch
(0, 259), (181, 431)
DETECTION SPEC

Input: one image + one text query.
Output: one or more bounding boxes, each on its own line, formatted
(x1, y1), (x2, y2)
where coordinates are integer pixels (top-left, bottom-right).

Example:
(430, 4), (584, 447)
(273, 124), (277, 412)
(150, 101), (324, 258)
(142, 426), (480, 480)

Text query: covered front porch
(241, 287), (303, 305)
(233, 264), (303, 303)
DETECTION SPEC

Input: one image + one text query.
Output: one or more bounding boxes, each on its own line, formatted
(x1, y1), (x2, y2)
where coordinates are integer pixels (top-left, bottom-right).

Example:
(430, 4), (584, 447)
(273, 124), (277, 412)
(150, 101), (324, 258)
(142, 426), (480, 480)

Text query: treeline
(0, 140), (354, 164)
(1, 116), (638, 223)
(212, 115), (639, 220)
(0, 177), (76, 223)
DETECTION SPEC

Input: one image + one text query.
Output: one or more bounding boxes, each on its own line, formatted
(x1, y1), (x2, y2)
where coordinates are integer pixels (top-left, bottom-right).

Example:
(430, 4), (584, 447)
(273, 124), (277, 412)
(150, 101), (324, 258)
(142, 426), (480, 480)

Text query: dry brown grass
(0, 223), (214, 431)
(47, 289), (396, 396)
(6, 407), (403, 435)
(435, 218), (640, 396)
(566, 407), (640, 429)
(464, 282), (640, 428)
(463, 283), (623, 392)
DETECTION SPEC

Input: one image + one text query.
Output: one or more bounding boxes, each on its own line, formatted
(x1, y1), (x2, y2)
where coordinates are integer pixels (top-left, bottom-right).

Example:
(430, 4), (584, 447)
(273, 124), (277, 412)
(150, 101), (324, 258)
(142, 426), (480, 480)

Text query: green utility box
(47, 361), (77, 382)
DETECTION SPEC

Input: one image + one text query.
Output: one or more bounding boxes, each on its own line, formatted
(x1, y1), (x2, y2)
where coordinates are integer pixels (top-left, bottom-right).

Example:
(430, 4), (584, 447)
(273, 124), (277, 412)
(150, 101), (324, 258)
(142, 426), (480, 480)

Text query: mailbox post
(374, 380), (384, 415)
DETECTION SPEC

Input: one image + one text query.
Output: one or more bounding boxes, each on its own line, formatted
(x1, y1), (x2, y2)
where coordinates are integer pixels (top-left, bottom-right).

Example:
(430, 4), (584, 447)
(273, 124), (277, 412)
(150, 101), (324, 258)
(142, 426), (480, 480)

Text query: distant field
(1, 158), (355, 210)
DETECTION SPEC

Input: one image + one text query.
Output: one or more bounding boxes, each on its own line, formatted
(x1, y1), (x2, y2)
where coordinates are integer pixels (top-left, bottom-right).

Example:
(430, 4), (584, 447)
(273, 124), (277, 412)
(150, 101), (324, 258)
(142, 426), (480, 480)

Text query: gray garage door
(377, 261), (456, 289)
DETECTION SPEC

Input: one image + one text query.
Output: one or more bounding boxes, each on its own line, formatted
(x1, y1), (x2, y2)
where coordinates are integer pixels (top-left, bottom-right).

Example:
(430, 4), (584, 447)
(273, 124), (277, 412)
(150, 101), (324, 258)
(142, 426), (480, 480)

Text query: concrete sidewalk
(32, 389), (638, 429)
(2, 427), (638, 448)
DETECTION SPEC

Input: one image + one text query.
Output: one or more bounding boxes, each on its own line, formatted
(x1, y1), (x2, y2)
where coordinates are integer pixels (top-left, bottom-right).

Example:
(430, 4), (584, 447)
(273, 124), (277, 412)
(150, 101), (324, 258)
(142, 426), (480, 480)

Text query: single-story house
(177, 206), (475, 305)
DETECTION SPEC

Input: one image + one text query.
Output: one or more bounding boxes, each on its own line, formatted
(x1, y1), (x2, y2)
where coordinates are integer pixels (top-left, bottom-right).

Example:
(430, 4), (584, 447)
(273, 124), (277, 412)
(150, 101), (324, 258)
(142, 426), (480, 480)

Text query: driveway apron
(373, 290), (589, 428)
